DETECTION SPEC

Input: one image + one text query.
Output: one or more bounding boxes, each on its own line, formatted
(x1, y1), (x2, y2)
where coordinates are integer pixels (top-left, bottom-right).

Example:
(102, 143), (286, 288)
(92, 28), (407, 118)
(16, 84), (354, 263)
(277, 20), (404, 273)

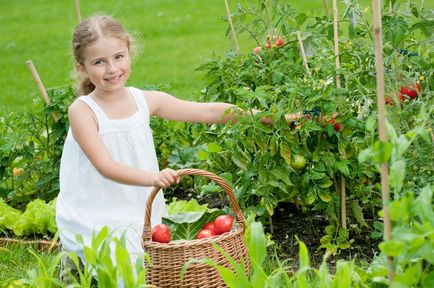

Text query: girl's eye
(115, 54), (124, 60)
(94, 60), (104, 65)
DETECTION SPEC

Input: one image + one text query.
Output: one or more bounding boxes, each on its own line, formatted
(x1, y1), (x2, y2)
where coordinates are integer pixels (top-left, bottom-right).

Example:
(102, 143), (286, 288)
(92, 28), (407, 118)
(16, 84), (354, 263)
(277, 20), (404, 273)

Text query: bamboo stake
(323, 0), (330, 18)
(332, 0), (341, 92)
(332, 0), (347, 230)
(74, 0), (81, 23)
(372, 0), (394, 282)
(224, 0), (240, 52)
(26, 60), (59, 122)
(389, 0), (393, 14)
(296, 31), (311, 77)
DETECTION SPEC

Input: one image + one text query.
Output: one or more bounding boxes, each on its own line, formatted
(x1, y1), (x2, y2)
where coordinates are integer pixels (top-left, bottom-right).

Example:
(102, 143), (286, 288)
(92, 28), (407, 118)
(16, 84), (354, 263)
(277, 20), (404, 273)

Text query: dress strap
(128, 87), (150, 120)
(77, 96), (107, 132)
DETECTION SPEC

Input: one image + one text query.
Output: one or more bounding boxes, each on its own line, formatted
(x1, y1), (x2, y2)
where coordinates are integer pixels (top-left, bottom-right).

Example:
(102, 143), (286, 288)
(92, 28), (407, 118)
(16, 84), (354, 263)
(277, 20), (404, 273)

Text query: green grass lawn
(0, 0), (398, 113)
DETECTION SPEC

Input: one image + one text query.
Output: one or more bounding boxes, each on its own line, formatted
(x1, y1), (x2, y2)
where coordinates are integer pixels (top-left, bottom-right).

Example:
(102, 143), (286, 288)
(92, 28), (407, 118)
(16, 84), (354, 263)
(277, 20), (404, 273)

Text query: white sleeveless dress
(56, 86), (166, 264)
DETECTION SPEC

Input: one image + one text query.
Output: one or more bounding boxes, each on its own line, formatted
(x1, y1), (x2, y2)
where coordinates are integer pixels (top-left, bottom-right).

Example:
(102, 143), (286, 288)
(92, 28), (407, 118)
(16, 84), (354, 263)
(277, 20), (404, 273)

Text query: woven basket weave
(142, 168), (249, 288)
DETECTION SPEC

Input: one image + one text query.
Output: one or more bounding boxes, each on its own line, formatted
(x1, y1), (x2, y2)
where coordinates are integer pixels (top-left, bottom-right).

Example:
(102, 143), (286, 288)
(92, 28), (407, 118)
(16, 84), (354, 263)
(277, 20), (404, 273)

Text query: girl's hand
(151, 168), (180, 188)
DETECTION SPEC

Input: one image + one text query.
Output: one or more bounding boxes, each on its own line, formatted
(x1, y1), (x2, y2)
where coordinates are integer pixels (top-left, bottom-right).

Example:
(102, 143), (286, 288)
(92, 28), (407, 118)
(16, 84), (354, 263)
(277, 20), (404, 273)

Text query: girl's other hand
(152, 168), (180, 188)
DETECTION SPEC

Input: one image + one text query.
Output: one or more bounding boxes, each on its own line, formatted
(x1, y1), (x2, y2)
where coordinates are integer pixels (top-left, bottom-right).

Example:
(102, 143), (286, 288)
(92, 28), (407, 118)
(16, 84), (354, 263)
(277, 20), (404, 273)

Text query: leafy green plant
(163, 198), (225, 240)
(0, 84), (74, 208)
(15, 226), (148, 288)
(0, 198), (57, 237)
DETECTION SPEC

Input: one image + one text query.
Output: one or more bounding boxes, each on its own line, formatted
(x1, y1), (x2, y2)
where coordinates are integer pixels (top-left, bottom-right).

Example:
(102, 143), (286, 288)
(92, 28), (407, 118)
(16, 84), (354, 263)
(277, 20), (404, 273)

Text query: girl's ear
(76, 63), (88, 78)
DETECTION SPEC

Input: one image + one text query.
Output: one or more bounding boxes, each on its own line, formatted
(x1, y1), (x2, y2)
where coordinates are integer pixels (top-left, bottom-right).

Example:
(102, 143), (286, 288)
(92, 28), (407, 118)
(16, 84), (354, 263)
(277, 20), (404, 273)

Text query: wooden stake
(74, 0), (81, 23)
(332, 0), (347, 230)
(332, 0), (341, 92)
(296, 31), (311, 77)
(323, 0), (330, 18)
(372, 0), (394, 282)
(224, 0), (240, 52)
(26, 60), (59, 122)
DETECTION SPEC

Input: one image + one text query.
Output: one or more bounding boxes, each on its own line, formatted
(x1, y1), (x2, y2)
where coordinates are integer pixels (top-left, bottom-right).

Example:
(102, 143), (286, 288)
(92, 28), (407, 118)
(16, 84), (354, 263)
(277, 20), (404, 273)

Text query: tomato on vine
(291, 155), (307, 170)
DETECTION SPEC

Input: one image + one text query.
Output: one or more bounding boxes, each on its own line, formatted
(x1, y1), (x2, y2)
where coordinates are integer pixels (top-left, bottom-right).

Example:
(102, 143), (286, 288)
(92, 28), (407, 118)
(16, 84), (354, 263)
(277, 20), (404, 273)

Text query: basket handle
(142, 168), (246, 241)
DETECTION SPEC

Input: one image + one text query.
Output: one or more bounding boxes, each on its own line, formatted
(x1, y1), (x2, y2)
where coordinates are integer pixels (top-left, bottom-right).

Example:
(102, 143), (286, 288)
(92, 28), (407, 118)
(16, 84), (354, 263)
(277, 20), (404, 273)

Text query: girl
(56, 14), (302, 282)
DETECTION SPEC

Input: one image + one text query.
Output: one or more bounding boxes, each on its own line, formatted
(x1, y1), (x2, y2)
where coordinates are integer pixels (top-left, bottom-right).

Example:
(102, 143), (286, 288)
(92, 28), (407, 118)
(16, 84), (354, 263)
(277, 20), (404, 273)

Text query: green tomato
(291, 155), (307, 170)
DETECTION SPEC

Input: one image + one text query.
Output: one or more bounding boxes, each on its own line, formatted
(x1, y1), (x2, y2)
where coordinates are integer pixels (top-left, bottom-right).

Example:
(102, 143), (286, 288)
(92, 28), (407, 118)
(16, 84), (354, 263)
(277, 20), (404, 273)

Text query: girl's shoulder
(68, 97), (98, 126)
(134, 88), (172, 116)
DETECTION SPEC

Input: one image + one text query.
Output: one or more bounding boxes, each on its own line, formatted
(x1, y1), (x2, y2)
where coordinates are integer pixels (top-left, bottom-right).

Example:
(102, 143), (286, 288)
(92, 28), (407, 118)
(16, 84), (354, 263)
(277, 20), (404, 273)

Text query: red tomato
(253, 46), (262, 54)
(214, 215), (234, 235)
(203, 222), (215, 232)
(333, 123), (343, 132)
(152, 224), (171, 243)
(274, 36), (285, 47)
(400, 82), (421, 100)
(196, 229), (217, 239)
(265, 42), (271, 50)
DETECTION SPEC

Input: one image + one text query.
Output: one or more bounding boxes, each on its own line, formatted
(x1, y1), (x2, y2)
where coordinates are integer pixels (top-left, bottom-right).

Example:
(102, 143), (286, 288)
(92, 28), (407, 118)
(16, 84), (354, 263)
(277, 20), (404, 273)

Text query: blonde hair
(72, 15), (133, 95)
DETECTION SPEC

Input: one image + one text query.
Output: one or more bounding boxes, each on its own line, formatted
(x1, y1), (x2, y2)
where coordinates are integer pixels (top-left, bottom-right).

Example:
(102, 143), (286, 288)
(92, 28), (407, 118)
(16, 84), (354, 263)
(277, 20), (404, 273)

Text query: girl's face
(77, 36), (131, 94)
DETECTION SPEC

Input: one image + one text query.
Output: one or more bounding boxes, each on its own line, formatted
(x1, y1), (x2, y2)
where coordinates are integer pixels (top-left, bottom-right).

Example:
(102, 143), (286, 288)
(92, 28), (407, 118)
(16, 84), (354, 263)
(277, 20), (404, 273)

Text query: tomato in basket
(152, 224), (171, 243)
(196, 229), (217, 239)
(214, 215), (234, 235)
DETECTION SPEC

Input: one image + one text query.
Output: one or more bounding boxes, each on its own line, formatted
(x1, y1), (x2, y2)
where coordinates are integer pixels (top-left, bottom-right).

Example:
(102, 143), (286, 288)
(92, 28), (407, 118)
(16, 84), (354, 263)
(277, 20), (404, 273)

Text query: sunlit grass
(4, 0), (426, 112)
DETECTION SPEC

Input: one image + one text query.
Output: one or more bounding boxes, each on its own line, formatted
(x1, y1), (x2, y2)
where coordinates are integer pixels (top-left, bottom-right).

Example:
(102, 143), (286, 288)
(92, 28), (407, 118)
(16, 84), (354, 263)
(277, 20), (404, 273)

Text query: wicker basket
(142, 168), (250, 288)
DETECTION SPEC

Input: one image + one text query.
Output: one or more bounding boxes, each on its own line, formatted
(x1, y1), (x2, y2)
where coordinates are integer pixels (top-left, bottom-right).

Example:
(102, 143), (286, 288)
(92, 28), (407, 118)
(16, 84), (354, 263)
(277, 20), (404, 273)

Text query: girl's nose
(106, 61), (117, 73)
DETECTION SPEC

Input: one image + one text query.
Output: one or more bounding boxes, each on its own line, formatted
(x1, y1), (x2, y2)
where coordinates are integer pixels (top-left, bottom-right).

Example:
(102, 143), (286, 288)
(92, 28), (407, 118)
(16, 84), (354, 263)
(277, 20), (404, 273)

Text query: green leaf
(207, 142), (222, 153)
(379, 240), (405, 256)
(197, 150), (210, 160)
(366, 116), (376, 132)
(383, 16), (408, 47)
(389, 160), (406, 193)
(163, 209), (225, 240)
(372, 140), (392, 163)
(413, 185), (434, 226)
(231, 148), (250, 171)
(279, 143), (292, 166)
(317, 178), (334, 189)
(422, 271), (434, 288)
(350, 200), (369, 228)
(270, 167), (293, 186)
(166, 198), (208, 214)
(358, 148), (372, 163)
(335, 161), (350, 176)
(247, 222), (266, 268)
(318, 190), (332, 203)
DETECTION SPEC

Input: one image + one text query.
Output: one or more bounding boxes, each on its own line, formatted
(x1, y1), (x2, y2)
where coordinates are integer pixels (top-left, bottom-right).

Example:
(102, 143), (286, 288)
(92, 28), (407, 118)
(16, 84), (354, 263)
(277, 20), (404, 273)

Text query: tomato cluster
(322, 112), (343, 132)
(399, 82), (421, 101)
(387, 82), (422, 105)
(151, 214), (235, 243)
(252, 35), (285, 54)
(196, 215), (234, 239)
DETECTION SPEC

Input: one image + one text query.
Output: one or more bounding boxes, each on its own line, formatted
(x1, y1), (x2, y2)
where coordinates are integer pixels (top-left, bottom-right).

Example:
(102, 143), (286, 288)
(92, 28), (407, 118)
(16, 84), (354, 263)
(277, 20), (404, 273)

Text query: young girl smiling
(56, 14), (303, 283)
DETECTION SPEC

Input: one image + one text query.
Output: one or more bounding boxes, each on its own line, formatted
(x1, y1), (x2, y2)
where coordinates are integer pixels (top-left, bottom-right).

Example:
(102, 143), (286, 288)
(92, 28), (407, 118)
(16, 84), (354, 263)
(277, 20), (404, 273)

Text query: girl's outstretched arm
(144, 90), (302, 124)
(68, 100), (179, 188)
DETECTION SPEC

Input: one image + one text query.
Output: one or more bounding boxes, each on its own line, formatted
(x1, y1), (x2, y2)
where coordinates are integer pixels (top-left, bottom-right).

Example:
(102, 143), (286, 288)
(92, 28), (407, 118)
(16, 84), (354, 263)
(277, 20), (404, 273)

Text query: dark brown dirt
(166, 188), (380, 272)
(268, 202), (381, 272)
